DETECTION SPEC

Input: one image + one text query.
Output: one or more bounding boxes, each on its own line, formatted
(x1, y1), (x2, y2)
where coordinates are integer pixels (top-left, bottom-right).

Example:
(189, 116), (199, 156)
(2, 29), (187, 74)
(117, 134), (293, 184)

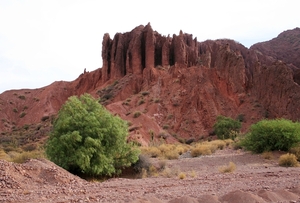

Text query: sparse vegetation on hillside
(45, 93), (140, 177)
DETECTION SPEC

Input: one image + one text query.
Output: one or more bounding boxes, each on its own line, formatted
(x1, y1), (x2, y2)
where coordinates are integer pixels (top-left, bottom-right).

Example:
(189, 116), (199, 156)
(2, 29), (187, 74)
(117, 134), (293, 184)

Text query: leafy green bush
(45, 93), (140, 176)
(213, 115), (241, 139)
(241, 119), (300, 153)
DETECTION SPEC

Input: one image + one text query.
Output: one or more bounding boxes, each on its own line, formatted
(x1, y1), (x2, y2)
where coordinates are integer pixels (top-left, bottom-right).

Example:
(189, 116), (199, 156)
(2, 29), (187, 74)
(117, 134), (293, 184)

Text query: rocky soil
(1, 149), (300, 203)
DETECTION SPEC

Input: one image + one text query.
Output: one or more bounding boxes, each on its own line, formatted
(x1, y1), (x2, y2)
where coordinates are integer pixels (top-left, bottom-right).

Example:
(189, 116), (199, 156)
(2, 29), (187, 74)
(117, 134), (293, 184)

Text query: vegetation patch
(240, 119), (300, 153)
(18, 95), (26, 100)
(213, 115), (241, 139)
(133, 111), (142, 118)
(218, 162), (236, 173)
(279, 153), (299, 167)
(45, 93), (140, 177)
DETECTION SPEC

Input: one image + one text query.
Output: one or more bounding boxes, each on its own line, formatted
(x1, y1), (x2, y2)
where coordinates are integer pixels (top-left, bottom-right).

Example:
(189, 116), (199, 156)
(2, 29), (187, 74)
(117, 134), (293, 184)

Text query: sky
(0, 0), (299, 94)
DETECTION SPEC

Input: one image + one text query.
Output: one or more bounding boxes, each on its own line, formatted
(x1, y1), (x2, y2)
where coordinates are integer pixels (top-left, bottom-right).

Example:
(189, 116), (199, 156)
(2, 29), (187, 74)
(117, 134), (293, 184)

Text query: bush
(141, 146), (161, 158)
(241, 119), (300, 153)
(279, 153), (298, 167)
(218, 162), (236, 173)
(133, 111), (141, 118)
(45, 93), (140, 176)
(12, 151), (44, 163)
(213, 115), (241, 139)
(191, 144), (213, 157)
(178, 172), (186, 179)
(290, 144), (300, 161)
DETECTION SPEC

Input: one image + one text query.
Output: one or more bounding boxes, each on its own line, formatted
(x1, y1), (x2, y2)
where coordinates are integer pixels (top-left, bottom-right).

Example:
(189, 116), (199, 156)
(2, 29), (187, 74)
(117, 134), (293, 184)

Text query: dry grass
(161, 167), (181, 178)
(218, 162), (236, 173)
(210, 140), (226, 150)
(140, 146), (161, 158)
(0, 149), (11, 161)
(191, 144), (211, 157)
(290, 145), (300, 161)
(178, 172), (186, 179)
(164, 150), (179, 160)
(140, 139), (232, 160)
(11, 150), (45, 163)
(189, 170), (197, 178)
(279, 153), (299, 167)
(141, 144), (190, 160)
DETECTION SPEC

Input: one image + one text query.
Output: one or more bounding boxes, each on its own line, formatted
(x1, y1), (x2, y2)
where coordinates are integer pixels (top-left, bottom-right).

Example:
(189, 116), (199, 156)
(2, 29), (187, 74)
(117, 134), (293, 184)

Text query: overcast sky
(0, 0), (299, 93)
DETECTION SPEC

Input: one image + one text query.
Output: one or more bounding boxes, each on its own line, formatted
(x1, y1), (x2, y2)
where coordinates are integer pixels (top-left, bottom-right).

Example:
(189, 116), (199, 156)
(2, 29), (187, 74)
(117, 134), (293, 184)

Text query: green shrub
(241, 119), (300, 153)
(45, 93), (140, 176)
(213, 115), (241, 139)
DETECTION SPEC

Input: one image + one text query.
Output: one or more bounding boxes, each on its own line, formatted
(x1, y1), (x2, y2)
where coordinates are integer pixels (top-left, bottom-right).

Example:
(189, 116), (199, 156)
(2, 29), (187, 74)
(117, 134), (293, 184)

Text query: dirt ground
(1, 149), (300, 203)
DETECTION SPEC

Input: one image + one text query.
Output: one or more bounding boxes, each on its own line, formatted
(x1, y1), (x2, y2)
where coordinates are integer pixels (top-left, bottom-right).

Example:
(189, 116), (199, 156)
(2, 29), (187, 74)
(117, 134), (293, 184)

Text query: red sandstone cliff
(0, 24), (299, 145)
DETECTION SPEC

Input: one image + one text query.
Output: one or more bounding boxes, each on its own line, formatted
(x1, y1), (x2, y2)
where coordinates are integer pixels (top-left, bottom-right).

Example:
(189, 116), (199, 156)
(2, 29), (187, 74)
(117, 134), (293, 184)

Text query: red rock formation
(1, 24), (300, 145)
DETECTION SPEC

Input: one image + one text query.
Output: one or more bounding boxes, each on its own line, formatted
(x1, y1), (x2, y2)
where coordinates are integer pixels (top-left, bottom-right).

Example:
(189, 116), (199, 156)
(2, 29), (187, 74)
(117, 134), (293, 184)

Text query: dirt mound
(0, 158), (85, 190)
(1, 149), (300, 202)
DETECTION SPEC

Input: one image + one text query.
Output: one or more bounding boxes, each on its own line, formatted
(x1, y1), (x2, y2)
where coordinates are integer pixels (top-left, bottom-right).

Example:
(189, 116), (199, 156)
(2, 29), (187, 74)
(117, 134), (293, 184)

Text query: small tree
(241, 119), (300, 153)
(213, 115), (241, 139)
(45, 93), (140, 176)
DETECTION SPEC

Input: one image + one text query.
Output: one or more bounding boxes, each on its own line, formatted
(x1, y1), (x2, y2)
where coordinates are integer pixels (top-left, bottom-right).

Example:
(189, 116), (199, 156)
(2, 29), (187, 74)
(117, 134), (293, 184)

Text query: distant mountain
(251, 27), (300, 68)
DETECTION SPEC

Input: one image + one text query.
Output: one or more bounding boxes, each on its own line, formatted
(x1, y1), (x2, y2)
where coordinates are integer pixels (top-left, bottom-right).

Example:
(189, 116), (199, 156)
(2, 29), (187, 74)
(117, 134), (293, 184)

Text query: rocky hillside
(0, 24), (299, 145)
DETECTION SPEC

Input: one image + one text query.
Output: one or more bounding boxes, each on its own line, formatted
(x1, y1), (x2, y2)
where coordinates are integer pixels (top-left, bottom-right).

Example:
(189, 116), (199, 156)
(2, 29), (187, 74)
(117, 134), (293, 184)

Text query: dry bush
(141, 146), (161, 158)
(156, 160), (167, 171)
(210, 140), (226, 150)
(148, 165), (158, 176)
(161, 167), (173, 178)
(161, 167), (180, 178)
(224, 139), (234, 146)
(262, 151), (274, 160)
(189, 170), (197, 178)
(289, 145), (300, 161)
(175, 144), (190, 155)
(158, 144), (173, 154)
(0, 149), (11, 161)
(140, 168), (148, 178)
(178, 172), (186, 179)
(279, 153), (299, 167)
(164, 150), (179, 160)
(191, 144), (213, 157)
(11, 150), (44, 163)
(218, 162), (236, 173)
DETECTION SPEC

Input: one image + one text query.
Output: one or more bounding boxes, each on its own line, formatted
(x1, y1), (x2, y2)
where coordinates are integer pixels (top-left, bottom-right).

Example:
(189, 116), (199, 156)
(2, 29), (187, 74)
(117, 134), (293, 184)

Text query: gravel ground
(1, 149), (300, 203)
